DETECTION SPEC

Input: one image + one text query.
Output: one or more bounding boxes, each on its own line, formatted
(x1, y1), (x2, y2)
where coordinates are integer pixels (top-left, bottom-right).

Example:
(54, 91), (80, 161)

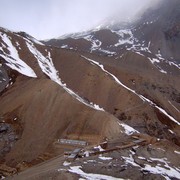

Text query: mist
(0, 0), (162, 40)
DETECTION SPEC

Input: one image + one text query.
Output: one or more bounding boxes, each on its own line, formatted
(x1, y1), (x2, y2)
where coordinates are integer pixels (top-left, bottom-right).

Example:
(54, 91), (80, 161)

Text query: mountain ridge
(0, 0), (180, 179)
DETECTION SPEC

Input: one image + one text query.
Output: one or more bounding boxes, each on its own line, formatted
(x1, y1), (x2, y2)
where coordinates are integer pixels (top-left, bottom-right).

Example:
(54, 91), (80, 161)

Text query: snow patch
(159, 69), (167, 74)
(0, 32), (37, 78)
(61, 45), (68, 48)
(138, 156), (146, 160)
(15, 41), (21, 50)
(118, 122), (139, 135)
(64, 87), (105, 111)
(113, 29), (134, 47)
(157, 148), (165, 152)
(63, 161), (71, 166)
(155, 106), (180, 126)
(94, 145), (104, 152)
(83, 35), (116, 55)
(148, 57), (160, 64)
(99, 48), (116, 55)
(87, 160), (96, 163)
(30, 38), (44, 46)
(168, 101), (180, 112)
(99, 156), (113, 160)
(93, 104), (104, 111)
(122, 154), (140, 167)
(168, 61), (180, 69)
(174, 151), (180, 155)
(135, 51), (145, 57)
(168, 129), (175, 134)
(26, 41), (60, 84)
(83, 151), (90, 157)
(142, 158), (180, 180)
(68, 166), (123, 180)
(123, 155), (180, 179)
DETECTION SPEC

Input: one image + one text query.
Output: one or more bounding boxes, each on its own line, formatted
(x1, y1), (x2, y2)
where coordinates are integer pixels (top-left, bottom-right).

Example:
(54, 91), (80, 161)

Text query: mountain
(0, 0), (180, 179)
(44, 0), (180, 65)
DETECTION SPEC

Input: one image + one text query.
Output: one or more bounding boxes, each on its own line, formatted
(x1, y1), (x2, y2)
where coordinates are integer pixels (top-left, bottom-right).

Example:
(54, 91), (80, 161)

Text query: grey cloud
(0, 0), (162, 40)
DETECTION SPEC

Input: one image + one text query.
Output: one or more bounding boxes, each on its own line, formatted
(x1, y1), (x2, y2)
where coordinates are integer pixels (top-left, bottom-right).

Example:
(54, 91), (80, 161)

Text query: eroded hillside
(0, 1), (180, 178)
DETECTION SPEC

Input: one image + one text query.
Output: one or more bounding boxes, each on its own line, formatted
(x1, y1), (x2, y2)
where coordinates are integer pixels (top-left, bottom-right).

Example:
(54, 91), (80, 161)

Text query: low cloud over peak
(0, 0), (163, 40)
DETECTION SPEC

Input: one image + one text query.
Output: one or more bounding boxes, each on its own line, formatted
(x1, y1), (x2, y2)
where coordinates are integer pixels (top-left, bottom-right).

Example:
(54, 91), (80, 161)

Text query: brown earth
(0, 74), (125, 168)
(0, 27), (179, 179)
(50, 48), (180, 141)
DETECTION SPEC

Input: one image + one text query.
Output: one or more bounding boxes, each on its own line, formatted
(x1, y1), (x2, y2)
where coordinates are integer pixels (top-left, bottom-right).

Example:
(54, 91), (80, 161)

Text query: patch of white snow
(0, 32), (37, 78)
(99, 156), (113, 160)
(68, 166), (124, 180)
(63, 161), (71, 166)
(26, 41), (61, 84)
(174, 151), (180, 155)
(118, 122), (139, 135)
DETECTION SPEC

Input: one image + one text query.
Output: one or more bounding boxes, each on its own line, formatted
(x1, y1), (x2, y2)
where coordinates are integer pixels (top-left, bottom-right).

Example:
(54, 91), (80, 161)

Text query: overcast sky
(0, 0), (161, 40)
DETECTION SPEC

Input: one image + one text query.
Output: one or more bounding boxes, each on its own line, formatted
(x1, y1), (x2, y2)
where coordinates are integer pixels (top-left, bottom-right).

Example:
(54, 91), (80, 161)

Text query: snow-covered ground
(67, 166), (124, 180)
(58, 144), (180, 180)
(98, 155), (113, 160)
(118, 122), (139, 135)
(122, 154), (180, 179)
(26, 41), (61, 84)
(0, 32), (37, 78)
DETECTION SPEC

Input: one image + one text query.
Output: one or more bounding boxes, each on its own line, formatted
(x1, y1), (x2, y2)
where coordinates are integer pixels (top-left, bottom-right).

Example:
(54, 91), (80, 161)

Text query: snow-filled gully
(0, 32), (37, 78)
(0, 31), (104, 112)
(25, 41), (104, 112)
(81, 55), (180, 126)
(26, 41), (61, 85)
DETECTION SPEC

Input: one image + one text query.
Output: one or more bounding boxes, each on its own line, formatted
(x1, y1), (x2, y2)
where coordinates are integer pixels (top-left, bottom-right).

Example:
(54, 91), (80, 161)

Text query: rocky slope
(44, 0), (180, 64)
(0, 27), (127, 176)
(0, 0), (180, 179)
(43, 0), (180, 142)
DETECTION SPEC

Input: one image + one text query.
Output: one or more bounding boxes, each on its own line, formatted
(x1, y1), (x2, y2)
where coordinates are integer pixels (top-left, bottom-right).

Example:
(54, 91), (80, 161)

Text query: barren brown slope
(0, 29), (45, 78)
(97, 52), (180, 143)
(45, 37), (92, 52)
(1, 27), (179, 145)
(49, 48), (180, 143)
(88, 50), (180, 121)
(0, 26), (179, 179)
(0, 74), (124, 168)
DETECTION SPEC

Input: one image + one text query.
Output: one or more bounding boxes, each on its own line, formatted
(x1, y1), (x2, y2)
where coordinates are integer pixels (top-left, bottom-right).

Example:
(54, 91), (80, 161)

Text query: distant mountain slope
(41, 0), (180, 144)
(0, 1), (180, 178)
(44, 0), (180, 66)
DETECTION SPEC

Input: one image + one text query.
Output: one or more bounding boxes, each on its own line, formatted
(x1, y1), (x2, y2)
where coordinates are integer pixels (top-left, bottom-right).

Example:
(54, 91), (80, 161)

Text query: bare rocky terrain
(0, 0), (180, 179)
